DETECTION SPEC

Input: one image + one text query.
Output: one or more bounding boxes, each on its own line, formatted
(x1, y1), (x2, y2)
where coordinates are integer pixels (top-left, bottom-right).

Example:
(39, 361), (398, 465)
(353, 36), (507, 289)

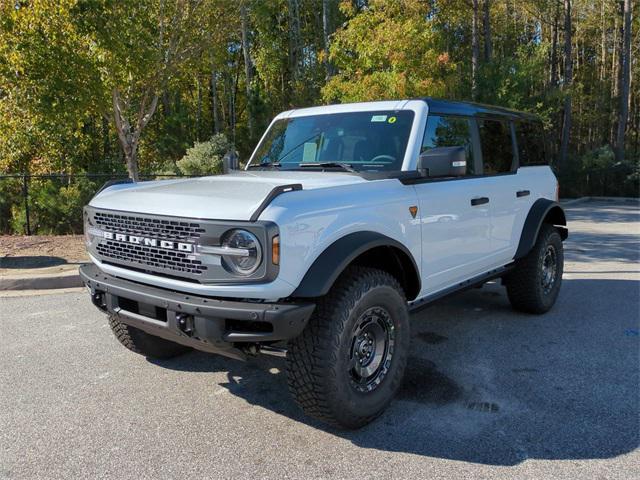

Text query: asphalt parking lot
(1, 200), (639, 479)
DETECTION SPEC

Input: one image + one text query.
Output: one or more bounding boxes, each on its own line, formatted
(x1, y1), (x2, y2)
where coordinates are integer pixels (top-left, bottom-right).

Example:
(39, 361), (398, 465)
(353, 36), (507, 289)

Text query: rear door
(509, 120), (549, 253)
(413, 114), (495, 294)
(475, 117), (526, 264)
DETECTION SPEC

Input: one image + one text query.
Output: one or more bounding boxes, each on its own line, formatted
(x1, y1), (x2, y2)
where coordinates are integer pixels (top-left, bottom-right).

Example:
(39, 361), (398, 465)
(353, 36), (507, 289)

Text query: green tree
(0, 0), (105, 174)
(1, 0), (639, 233)
(176, 133), (232, 176)
(77, 0), (218, 180)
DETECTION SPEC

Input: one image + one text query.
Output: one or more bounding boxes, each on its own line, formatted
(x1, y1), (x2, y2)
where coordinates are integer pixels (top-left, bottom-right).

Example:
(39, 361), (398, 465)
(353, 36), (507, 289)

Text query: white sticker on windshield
(371, 115), (387, 122)
(302, 142), (317, 162)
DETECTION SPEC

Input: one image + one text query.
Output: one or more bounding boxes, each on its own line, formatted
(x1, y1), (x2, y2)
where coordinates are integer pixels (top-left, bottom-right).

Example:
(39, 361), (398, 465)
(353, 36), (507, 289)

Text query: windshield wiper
(298, 162), (357, 173)
(247, 162), (281, 170)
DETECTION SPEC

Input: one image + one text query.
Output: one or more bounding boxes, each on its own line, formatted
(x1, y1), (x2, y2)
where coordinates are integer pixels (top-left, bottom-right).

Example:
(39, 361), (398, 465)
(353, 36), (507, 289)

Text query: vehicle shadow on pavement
(151, 277), (639, 466)
(0, 255), (71, 269)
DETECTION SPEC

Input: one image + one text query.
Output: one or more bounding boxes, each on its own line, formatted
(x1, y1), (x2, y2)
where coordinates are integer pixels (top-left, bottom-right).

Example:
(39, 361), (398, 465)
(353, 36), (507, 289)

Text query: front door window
(421, 115), (476, 175)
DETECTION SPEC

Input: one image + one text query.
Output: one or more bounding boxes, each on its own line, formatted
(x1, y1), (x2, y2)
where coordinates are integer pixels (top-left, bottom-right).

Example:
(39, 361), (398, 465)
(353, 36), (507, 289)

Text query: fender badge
(409, 206), (418, 218)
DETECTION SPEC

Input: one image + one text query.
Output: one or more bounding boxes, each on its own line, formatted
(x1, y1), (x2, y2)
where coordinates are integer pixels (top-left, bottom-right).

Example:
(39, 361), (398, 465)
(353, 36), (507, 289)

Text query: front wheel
(505, 224), (564, 314)
(286, 267), (410, 429)
(108, 314), (191, 359)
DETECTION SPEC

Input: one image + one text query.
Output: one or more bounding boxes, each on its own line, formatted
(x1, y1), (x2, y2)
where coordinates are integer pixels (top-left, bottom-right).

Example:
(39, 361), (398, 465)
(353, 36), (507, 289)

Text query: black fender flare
(514, 199), (568, 260)
(292, 231), (421, 299)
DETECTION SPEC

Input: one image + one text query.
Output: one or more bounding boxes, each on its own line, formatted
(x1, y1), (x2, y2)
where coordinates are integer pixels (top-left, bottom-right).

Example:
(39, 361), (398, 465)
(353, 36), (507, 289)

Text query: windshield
(249, 110), (415, 172)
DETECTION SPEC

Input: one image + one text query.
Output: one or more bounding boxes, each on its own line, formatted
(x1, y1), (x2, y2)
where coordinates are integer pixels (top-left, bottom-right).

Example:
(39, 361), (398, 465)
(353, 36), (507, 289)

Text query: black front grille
(94, 211), (205, 241)
(86, 206), (274, 283)
(96, 240), (207, 275)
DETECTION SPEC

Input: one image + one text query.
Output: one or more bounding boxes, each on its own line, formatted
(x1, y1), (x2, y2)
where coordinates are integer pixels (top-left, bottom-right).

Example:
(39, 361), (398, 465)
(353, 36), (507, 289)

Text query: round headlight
(220, 229), (262, 275)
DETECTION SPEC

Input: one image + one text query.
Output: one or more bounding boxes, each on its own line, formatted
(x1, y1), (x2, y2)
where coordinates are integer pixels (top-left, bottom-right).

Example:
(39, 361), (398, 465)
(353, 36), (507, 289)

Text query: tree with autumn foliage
(0, 0), (638, 232)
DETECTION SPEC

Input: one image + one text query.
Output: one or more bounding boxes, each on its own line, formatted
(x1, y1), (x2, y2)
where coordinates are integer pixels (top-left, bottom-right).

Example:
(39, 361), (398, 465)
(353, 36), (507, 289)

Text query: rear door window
(515, 120), (547, 166)
(421, 115), (476, 175)
(478, 119), (515, 174)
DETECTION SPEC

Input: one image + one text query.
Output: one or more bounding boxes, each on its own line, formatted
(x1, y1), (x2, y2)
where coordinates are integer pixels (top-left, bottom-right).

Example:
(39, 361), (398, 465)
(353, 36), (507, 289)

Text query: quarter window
(421, 115), (475, 175)
(478, 119), (515, 174)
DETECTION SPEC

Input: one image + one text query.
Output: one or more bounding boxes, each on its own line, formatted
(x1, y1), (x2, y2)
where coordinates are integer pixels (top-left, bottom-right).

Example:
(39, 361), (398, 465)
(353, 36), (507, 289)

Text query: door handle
(470, 197), (489, 206)
(516, 190), (530, 198)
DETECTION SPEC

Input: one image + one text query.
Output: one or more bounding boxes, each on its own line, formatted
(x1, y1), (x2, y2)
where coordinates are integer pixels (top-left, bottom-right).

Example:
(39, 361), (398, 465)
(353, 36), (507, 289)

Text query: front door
(413, 114), (495, 296)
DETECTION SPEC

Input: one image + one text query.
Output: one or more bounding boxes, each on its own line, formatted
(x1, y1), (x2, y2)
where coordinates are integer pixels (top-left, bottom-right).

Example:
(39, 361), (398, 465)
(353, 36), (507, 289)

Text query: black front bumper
(80, 264), (315, 360)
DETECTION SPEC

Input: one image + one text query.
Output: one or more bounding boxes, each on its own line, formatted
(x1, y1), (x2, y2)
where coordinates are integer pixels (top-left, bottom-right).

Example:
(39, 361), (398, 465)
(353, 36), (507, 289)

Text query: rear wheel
(506, 224), (564, 314)
(286, 267), (410, 429)
(108, 314), (191, 359)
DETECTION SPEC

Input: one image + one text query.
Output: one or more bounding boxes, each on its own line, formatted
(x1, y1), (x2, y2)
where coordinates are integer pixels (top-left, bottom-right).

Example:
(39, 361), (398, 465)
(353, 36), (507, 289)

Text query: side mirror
(418, 146), (467, 178)
(222, 150), (240, 173)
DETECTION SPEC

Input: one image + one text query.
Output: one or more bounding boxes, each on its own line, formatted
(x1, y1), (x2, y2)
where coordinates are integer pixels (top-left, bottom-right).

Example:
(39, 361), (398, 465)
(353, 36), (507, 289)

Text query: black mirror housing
(418, 146), (467, 178)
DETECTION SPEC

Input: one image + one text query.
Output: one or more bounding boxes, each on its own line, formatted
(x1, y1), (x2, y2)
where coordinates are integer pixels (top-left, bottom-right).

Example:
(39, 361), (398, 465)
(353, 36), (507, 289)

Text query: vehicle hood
(89, 170), (368, 220)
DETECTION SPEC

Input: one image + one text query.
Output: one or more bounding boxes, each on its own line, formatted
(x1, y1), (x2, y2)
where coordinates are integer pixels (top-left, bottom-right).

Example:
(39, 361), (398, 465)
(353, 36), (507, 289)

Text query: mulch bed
(0, 235), (88, 270)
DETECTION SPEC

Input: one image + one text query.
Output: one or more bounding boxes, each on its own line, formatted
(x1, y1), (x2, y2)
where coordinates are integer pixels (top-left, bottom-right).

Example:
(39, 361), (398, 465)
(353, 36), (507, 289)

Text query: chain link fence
(0, 174), (194, 235)
(1, 163), (637, 236)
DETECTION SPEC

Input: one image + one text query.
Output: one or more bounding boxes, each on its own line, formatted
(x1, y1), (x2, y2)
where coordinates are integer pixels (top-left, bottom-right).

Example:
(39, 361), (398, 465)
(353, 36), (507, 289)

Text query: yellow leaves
(322, 0), (456, 103)
(323, 68), (448, 104)
(338, 0), (357, 17)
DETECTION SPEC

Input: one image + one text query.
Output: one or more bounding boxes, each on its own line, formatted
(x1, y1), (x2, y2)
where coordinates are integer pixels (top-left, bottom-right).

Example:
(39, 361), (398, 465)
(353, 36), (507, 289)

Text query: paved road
(1, 200), (639, 479)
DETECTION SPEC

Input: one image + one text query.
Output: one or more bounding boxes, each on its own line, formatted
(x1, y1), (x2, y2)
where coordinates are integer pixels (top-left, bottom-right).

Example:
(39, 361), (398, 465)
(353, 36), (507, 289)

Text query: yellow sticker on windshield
(388, 116), (397, 124)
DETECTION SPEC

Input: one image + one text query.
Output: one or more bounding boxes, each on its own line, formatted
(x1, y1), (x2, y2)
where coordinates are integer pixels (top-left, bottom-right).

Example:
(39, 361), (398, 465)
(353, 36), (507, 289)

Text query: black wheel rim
(541, 245), (557, 295)
(348, 306), (395, 393)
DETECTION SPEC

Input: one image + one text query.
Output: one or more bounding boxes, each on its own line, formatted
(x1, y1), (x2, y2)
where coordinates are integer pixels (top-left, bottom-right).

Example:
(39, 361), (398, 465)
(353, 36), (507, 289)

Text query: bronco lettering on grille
(103, 231), (193, 252)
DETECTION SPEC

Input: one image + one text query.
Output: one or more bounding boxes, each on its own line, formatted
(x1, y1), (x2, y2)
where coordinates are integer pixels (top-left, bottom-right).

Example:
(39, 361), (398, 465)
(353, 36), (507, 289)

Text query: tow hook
(241, 344), (260, 356)
(176, 313), (194, 336)
(91, 292), (107, 312)
(239, 343), (288, 358)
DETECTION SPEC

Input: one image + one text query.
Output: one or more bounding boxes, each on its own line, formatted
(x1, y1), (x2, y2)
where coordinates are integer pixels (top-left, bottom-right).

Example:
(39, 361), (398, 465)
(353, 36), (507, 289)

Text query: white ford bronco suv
(81, 98), (568, 428)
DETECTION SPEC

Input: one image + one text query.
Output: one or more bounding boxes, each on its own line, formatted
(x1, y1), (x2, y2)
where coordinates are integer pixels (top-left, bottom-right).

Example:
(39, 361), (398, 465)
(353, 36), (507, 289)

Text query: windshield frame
(246, 105), (425, 174)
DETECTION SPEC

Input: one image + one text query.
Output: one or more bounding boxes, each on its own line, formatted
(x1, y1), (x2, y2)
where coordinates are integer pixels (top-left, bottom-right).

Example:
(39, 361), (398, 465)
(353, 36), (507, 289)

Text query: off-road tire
(506, 224), (564, 314)
(108, 314), (191, 359)
(286, 266), (410, 429)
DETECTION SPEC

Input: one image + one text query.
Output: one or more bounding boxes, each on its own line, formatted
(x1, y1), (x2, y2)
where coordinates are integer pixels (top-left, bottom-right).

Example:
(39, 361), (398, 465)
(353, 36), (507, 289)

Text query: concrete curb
(561, 196), (640, 206)
(582, 196), (640, 203)
(0, 268), (83, 291)
(561, 197), (589, 206)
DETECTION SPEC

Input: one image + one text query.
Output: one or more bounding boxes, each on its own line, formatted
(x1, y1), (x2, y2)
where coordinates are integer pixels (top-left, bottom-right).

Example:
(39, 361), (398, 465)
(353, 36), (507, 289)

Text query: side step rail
(408, 264), (514, 312)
